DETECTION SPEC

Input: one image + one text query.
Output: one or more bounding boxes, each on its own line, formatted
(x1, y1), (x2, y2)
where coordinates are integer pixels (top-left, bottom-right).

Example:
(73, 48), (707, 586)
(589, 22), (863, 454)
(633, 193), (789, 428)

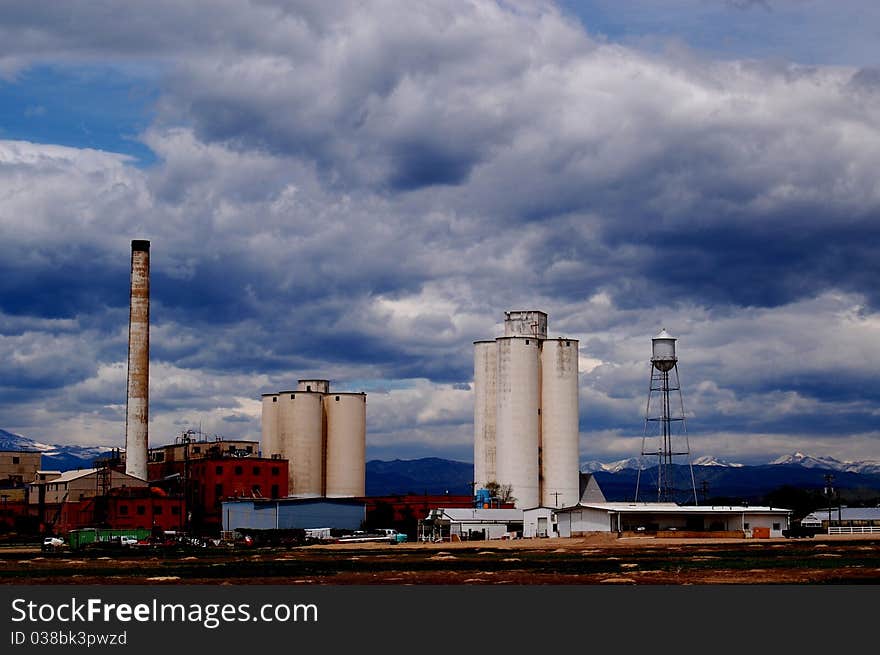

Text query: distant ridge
(4, 428), (880, 500)
(0, 428), (112, 471)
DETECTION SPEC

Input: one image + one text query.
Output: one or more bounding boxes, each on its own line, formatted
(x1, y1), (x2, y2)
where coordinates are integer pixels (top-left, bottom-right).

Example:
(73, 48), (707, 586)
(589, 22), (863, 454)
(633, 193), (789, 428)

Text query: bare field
(1, 534), (878, 584)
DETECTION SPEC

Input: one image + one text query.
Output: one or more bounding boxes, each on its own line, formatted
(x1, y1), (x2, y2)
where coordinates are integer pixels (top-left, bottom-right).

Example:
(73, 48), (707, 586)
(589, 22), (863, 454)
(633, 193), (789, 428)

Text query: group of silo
(261, 380), (366, 498)
(474, 311), (579, 509)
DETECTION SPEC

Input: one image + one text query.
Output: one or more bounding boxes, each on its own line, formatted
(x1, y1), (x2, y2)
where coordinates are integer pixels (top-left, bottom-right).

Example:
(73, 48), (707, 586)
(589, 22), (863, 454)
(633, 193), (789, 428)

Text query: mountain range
(580, 452), (880, 476)
(0, 428), (112, 471)
(3, 428), (880, 500)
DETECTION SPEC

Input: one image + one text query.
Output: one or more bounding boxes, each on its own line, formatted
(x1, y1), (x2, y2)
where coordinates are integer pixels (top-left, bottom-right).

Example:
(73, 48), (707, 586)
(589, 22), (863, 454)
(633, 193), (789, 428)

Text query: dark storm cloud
(1, 2), (880, 460)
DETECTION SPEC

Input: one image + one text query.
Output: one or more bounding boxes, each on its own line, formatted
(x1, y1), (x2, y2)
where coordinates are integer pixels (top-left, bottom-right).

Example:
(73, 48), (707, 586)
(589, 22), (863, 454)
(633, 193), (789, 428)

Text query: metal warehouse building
(556, 503), (791, 538)
(221, 497), (366, 532)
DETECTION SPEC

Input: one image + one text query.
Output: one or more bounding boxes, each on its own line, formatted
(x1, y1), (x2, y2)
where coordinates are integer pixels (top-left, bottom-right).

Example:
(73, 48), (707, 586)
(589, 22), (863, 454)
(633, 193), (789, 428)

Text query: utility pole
(551, 491), (562, 508)
(824, 473), (834, 532)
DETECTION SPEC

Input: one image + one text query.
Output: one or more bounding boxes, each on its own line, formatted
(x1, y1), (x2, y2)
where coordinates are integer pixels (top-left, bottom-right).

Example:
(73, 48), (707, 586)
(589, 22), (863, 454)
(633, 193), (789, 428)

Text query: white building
(418, 508), (524, 541)
(555, 503), (791, 538)
(522, 507), (558, 538)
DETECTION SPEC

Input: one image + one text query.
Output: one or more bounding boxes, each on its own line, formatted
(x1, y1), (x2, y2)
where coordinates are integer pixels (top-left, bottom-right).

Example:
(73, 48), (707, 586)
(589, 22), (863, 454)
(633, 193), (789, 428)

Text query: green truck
(67, 528), (151, 550)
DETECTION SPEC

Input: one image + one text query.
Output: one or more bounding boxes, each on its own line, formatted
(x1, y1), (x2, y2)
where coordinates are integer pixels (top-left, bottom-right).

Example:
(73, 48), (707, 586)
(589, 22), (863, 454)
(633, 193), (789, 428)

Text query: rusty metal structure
(125, 239), (150, 481)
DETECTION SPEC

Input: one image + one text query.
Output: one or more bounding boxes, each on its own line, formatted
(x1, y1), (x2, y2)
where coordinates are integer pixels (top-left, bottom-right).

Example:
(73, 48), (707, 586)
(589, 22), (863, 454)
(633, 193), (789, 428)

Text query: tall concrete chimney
(125, 239), (150, 480)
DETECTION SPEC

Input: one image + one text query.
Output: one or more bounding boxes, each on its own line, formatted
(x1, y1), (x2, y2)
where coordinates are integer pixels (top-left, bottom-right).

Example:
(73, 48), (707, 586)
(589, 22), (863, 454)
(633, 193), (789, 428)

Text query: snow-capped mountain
(0, 428), (112, 471)
(580, 457), (642, 473)
(581, 455), (743, 472)
(691, 455), (743, 468)
(770, 452), (880, 475)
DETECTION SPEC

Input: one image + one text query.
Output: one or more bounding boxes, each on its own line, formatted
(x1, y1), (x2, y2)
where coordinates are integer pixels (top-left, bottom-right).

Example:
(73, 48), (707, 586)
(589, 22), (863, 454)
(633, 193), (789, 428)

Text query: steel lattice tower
(635, 329), (697, 504)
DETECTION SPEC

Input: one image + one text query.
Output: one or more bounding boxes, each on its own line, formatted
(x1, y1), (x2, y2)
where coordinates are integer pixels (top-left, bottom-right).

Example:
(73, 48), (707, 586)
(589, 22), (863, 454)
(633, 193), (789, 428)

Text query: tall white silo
(540, 338), (580, 508)
(297, 379), (330, 394)
(325, 392), (366, 497)
(277, 390), (325, 496)
(260, 393), (280, 459)
(473, 340), (498, 489)
(495, 336), (541, 509)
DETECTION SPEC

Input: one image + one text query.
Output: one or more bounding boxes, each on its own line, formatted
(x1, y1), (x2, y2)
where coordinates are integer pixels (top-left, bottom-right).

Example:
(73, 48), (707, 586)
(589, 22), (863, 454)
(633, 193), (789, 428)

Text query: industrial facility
(1, 243), (805, 546)
(474, 310), (580, 509)
(260, 380), (367, 499)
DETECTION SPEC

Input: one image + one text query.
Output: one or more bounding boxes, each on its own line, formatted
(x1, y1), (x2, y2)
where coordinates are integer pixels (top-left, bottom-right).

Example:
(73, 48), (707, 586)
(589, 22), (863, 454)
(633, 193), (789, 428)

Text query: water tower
(635, 329), (697, 504)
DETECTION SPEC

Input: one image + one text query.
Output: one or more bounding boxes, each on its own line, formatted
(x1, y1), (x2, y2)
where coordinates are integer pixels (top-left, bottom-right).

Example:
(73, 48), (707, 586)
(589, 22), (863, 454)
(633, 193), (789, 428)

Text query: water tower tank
(651, 329), (677, 372)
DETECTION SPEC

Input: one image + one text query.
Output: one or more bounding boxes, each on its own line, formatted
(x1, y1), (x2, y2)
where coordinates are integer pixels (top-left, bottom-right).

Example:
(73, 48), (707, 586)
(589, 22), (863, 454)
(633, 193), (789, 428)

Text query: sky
(1, 0), (879, 466)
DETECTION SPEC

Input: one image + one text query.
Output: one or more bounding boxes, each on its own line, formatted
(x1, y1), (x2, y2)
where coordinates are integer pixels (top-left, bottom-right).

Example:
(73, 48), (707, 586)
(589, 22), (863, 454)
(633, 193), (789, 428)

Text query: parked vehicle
(782, 524), (821, 539)
(42, 537), (64, 552)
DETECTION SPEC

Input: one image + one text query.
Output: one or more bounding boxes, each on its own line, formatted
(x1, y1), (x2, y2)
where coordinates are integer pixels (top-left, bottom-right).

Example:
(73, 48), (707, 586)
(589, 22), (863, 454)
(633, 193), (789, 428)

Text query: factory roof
(223, 496), (366, 506)
(804, 507), (880, 522)
(557, 503), (790, 515)
(34, 468), (99, 484)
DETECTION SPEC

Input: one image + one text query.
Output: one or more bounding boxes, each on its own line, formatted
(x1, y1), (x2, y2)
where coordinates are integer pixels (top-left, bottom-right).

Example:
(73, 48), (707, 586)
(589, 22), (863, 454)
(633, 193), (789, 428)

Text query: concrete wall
(523, 507), (557, 538)
(450, 522), (511, 540)
(743, 513), (788, 538)
(0, 452), (41, 484)
(564, 507), (613, 535)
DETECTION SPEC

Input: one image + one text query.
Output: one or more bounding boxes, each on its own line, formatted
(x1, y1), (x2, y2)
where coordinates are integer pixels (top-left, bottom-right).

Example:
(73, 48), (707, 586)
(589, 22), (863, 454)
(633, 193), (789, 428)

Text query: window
(171, 506), (180, 515)
(271, 467), (279, 476)
(525, 339), (529, 345)
(215, 466), (223, 475)
(137, 505), (146, 516)
(12, 456), (19, 464)
(154, 506), (163, 515)
(744, 522), (750, 530)
(306, 385), (312, 391)
(272, 396), (277, 403)
(290, 394), (295, 399)
(566, 341), (570, 346)
(192, 447), (201, 454)
(234, 466), (243, 475)
(253, 467), (261, 476)
(772, 523), (780, 531)
(271, 484), (279, 498)
(335, 396), (340, 401)
(246, 446), (253, 453)
(215, 483), (223, 499)
(119, 505), (129, 516)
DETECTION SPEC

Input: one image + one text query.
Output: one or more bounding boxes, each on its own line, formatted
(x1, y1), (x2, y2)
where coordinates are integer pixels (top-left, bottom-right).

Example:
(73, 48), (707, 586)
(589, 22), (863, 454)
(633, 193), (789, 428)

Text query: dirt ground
(2, 533), (878, 584)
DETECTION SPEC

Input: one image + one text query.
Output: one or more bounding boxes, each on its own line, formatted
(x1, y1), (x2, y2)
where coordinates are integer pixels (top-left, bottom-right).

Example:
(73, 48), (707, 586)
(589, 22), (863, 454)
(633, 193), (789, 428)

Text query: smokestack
(125, 239), (150, 480)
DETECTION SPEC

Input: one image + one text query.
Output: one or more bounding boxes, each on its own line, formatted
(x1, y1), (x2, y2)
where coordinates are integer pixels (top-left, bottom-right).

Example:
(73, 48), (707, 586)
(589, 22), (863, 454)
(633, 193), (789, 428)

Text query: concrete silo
(474, 310), (580, 509)
(473, 340), (498, 489)
(324, 393), (366, 498)
(277, 390), (325, 497)
(494, 336), (542, 509)
(260, 393), (279, 459)
(540, 338), (580, 508)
